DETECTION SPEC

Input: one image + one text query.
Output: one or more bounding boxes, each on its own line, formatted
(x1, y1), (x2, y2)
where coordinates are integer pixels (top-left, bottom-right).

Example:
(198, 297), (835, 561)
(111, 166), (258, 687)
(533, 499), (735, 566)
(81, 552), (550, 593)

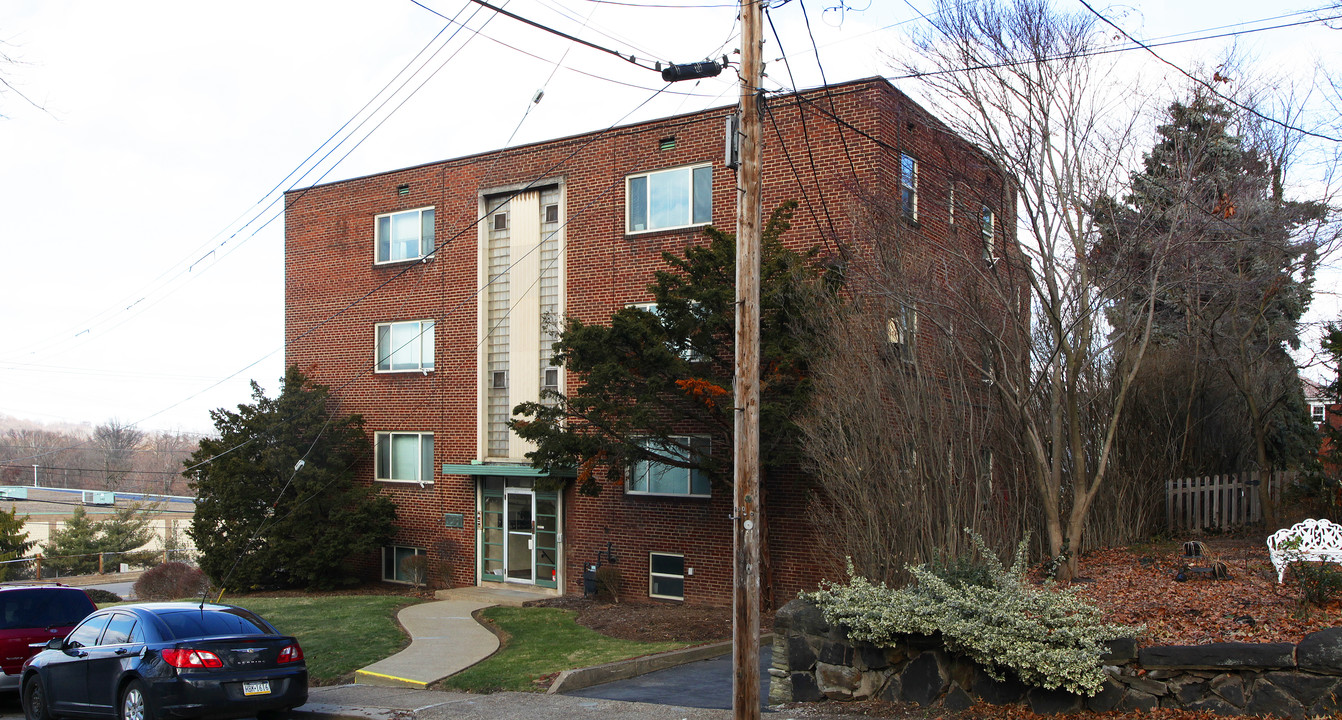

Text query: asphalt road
(567, 645), (773, 709)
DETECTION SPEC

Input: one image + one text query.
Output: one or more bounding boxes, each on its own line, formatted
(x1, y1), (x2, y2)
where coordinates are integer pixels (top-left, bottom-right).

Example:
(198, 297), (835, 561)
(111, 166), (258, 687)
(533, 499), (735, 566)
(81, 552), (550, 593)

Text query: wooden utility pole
(733, 0), (763, 718)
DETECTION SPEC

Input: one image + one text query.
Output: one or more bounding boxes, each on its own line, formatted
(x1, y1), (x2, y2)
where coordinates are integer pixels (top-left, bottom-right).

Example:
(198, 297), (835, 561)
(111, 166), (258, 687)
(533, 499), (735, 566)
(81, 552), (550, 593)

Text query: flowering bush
(806, 533), (1138, 696)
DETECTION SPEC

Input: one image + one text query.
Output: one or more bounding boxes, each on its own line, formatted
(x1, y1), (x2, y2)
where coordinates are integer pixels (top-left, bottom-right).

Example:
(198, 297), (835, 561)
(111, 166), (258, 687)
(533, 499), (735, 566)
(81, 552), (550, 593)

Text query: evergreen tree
(43, 506), (102, 575)
(0, 506), (33, 581)
(510, 201), (838, 495)
(41, 504), (160, 575)
(185, 366), (397, 590)
(1096, 92), (1328, 521)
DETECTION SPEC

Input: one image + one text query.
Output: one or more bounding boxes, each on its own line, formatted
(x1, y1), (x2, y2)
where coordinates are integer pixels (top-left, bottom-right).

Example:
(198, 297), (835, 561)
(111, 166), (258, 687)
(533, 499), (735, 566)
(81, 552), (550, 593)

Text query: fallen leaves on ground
(1066, 535), (1340, 647)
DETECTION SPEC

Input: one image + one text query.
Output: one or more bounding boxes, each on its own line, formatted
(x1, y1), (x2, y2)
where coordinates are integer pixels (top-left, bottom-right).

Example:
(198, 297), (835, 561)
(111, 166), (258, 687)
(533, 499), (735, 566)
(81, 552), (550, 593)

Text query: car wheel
(23, 675), (53, 720)
(120, 680), (151, 720)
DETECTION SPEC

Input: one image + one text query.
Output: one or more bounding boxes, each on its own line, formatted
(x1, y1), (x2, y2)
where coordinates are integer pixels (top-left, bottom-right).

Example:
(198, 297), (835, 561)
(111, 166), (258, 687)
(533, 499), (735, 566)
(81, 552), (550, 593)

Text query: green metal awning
(441, 463), (576, 478)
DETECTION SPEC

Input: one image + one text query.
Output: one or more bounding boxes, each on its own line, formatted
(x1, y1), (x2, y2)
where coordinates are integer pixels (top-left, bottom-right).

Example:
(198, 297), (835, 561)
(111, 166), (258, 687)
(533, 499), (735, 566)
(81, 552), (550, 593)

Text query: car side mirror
(45, 638), (64, 650)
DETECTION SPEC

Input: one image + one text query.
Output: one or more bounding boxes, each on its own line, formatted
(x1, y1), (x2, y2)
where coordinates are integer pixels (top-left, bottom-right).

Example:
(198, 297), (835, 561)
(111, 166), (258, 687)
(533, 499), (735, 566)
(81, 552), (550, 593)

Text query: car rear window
(0, 589), (96, 630)
(158, 608), (275, 639)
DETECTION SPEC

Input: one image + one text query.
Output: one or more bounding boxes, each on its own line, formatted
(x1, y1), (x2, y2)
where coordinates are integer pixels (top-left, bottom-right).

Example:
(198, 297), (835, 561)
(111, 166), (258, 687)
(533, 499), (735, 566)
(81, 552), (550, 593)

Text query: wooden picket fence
(1165, 471), (1292, 532)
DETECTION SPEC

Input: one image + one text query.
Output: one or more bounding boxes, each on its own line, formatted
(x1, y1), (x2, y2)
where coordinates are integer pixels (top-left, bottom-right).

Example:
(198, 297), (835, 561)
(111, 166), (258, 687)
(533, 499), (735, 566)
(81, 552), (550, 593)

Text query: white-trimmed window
(981, 205), (996, 259)
(627, 164), (712, 233)
(886, 304), (918, 362)
(900, 154), (918, 220)
(376, 320), (435, 372)
(627, 436), (711, 497)
(375, 432), (434, 484)
(649, 552), (685, 600)
(382, 545), (426, 584)
(1311, 403), (1327, 426)
(375, 207), (435, 264)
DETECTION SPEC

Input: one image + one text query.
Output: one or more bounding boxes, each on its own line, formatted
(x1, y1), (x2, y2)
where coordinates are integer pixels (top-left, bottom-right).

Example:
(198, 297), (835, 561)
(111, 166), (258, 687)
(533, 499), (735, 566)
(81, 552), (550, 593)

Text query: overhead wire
(889, 8), (1342, 109)
(1074, 0), (1341, 143)
(457, 0), (667, 70)
(763, 2), (843, 252)
(1, 2), (484, 366)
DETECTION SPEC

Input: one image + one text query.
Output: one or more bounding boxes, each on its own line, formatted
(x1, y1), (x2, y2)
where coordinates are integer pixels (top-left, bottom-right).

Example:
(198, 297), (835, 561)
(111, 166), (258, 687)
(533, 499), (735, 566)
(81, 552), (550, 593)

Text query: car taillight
(161, 648), (224, 668)
(277, 643), (304, 664)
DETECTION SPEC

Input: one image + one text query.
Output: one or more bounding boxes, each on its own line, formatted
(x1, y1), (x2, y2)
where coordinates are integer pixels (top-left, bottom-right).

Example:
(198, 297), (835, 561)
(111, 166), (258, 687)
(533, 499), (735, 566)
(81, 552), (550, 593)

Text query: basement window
(649, 552), (685, 600)
(382, 546), (426, 584)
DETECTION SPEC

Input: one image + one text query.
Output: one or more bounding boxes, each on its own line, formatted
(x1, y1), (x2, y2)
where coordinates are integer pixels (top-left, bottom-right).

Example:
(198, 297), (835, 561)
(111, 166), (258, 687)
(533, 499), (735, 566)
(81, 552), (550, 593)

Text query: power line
(1074, 0), (1341, 143)
(453, 0), (666, 71)
(891, 3), (1342, 145)
(1, 2), (487, 367)
(764, 5), (843, 252)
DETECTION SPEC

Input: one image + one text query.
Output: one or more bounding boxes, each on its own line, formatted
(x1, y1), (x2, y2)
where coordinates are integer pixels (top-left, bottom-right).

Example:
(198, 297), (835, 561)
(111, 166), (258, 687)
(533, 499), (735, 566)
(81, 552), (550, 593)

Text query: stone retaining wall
(770, 598), (1342, 718)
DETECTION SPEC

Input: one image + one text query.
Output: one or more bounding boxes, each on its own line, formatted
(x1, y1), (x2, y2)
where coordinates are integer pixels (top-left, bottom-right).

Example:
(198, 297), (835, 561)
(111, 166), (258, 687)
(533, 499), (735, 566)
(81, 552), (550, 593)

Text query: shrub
(925, 548), (994, 589)
(400, 554), (429, 588)
(594, 566), (620, 603)
(807, 531), (1139, 697)
(434, 540), (455, 586)
(84, 588), (123, 604)
(134, 562), (210, 601)
(1290, 561), (1342, 608)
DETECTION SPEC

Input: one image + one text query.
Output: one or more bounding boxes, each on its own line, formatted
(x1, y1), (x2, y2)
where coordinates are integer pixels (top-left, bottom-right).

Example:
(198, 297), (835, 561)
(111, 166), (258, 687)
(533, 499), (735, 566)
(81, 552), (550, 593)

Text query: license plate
(242, 681), (271, 696)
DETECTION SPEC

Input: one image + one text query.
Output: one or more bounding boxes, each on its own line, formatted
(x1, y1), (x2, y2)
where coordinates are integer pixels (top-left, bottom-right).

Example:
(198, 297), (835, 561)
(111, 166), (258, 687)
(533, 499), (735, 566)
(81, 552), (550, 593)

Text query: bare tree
(142, 431), (198, 496)
(894, 0), (1165, 580)
(93, 420), (145, 492)
(800, 195), (1034, 583)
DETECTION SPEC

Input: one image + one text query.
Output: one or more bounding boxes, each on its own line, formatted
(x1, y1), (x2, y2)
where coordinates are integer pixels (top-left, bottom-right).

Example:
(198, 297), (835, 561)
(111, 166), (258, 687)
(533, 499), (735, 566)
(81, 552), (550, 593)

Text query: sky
(1, 0), (1339, 436)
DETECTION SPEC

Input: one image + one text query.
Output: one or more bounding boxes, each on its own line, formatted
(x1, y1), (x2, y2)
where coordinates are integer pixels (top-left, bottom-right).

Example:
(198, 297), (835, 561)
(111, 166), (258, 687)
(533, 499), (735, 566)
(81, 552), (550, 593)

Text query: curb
(353, 669), (429, 689)
(547, 634), (772, 695)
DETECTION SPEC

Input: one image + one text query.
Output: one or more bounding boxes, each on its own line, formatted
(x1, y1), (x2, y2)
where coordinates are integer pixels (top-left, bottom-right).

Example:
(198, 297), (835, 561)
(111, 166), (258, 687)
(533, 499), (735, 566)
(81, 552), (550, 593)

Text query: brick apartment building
(284, 76), (1015, 605)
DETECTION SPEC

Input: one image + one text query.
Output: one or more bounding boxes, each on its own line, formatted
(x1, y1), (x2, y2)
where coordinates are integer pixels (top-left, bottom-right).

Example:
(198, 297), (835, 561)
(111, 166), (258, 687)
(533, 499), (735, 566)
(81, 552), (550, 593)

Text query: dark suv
(0, 584), (97, 691)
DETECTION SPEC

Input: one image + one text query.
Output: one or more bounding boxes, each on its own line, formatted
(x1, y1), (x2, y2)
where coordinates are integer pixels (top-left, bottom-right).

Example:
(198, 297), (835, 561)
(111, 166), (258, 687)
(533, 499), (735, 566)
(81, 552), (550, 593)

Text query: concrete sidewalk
(354, 599), (496, 688)
(354, 585), (568, 688)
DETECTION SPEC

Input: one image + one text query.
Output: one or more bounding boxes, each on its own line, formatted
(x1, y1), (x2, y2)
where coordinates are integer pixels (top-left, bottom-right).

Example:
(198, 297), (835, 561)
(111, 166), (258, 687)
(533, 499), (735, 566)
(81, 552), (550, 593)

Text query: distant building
(283, 77), (1016, 604)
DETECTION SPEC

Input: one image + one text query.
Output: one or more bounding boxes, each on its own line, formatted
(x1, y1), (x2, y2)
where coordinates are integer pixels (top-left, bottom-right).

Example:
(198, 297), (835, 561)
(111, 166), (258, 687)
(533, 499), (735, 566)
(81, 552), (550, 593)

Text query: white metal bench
(1266, 518), (1342, 583)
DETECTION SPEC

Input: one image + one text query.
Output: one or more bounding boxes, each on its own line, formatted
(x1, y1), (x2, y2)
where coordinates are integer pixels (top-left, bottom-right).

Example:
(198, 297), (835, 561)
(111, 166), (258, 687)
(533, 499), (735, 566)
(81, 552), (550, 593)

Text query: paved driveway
(567, 646), (772, 710)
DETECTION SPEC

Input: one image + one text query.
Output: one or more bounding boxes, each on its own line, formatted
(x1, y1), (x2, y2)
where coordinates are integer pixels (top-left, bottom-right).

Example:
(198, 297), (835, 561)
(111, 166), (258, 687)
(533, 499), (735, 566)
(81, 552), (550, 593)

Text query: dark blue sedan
(19, 602), (307, 720)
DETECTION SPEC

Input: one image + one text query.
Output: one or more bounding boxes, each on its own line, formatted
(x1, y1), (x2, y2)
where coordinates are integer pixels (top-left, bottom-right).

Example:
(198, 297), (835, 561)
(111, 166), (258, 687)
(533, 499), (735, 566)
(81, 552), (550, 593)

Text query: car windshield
(158, 608), (275, 639)
(0, 589), (94, 629)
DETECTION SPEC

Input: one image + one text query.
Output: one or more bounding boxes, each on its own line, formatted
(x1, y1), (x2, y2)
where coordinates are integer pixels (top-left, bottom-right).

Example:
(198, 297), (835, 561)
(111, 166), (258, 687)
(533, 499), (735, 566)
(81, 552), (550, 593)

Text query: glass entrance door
(505, 490), (534, 583)
(480, 477), (559, 588)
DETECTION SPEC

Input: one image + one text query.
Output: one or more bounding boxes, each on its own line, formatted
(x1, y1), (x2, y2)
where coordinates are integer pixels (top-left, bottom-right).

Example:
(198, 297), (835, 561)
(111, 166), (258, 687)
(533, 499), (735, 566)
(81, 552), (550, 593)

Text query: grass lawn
(225, 595), (419, 685)
(440, 606), (693, 693)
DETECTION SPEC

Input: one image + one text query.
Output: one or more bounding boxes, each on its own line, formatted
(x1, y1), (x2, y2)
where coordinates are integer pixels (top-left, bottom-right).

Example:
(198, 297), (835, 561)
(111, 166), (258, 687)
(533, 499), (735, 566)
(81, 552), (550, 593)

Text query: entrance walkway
(354, 586), (550, 688)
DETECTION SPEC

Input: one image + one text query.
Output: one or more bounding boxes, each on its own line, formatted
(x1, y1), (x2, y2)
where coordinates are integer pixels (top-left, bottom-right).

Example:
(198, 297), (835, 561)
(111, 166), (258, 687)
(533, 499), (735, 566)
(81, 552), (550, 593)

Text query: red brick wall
(284, 77), (1015, 603)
